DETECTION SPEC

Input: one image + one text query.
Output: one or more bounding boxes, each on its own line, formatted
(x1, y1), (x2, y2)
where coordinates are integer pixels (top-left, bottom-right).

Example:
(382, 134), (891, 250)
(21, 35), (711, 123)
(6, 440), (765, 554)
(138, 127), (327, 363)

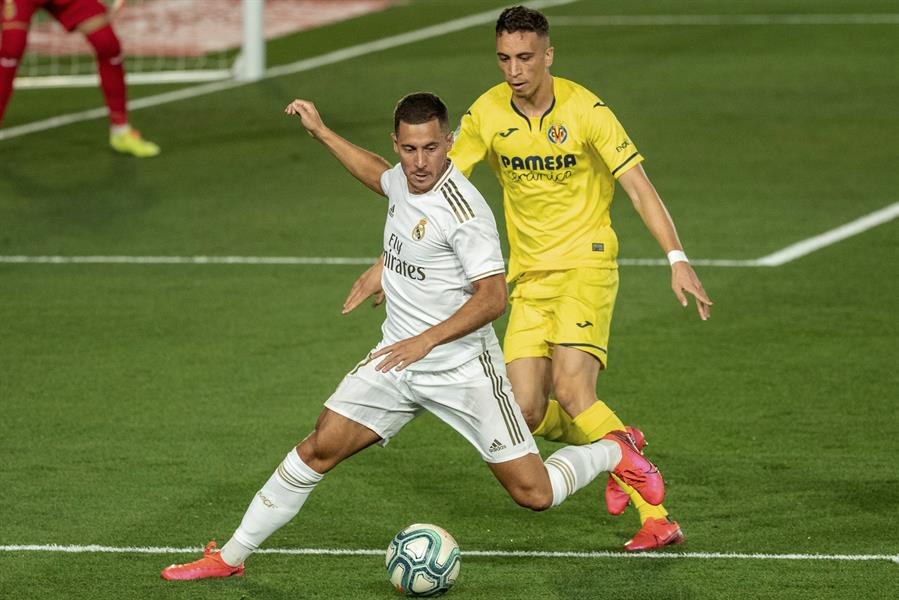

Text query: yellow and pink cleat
(161, 541), (244, 581)
(605, 426), (647, 515)
(602, 429), (664, 506)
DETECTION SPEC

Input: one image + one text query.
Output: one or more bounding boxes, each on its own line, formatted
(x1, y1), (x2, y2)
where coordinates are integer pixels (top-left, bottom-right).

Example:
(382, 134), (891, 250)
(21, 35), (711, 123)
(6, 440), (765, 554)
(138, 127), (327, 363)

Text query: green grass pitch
(1, 1), (897, 598)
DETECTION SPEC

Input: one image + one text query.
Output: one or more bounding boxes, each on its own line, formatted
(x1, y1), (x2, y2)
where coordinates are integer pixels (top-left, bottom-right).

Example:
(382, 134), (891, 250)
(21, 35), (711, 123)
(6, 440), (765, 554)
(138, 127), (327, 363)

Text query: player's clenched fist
(284, 99), (326, 138)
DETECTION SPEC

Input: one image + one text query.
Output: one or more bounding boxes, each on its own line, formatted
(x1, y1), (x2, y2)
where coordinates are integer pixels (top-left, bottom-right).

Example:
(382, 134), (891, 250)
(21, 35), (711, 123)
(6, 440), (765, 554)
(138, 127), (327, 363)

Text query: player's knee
(86, 25), (122, 62)
(551, 378), (593, 414)
(519, 403), (547, 431)
(513, 387), (549, 431)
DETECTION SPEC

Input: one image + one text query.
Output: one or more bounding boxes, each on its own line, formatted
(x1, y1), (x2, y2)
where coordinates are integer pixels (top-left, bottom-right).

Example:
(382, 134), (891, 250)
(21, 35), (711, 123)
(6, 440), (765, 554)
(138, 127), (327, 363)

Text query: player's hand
(371, 334), (437, 372)
(284, 99), (326, 138)
(342, 262), (385, 314)
(671, 262), (712, 320)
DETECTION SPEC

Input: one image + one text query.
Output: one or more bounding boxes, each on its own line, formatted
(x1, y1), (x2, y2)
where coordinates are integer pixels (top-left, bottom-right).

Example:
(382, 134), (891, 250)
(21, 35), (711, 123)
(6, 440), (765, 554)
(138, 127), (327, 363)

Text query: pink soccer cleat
(161, 541), (244, 581)
(624, 517), (685, 552)
(602, 429), (664, 506)
(605, 426), (646, 515)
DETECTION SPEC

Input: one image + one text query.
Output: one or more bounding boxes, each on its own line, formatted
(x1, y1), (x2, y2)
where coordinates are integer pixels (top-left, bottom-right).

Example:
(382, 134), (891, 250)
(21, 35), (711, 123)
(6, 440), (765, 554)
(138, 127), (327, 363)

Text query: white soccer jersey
(377, 162), (506, 371)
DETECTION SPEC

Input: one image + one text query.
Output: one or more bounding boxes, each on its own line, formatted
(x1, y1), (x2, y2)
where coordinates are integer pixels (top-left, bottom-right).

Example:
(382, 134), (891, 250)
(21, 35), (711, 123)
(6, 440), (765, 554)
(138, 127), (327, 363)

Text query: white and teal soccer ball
(386, 523), (461, 596)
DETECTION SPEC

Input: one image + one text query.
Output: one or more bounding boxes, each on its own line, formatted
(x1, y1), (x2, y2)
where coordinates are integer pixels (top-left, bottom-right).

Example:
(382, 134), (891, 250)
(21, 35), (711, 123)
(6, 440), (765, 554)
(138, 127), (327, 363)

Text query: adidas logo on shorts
(489, 439), (507, 453)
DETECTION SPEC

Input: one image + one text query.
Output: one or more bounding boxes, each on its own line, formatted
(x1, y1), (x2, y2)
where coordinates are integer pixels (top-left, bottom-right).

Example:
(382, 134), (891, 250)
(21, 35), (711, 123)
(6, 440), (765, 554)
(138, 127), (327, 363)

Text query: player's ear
(391, 132), (399, 154)
(545, 45), (554, 68)
(446, 130), (454, 150)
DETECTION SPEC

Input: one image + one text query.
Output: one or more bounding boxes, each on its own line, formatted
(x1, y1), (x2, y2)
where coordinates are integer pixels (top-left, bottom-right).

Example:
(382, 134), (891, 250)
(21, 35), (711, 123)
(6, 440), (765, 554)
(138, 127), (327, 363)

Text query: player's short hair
(393, 92), (449, 133)
(495, 5), (550, 38)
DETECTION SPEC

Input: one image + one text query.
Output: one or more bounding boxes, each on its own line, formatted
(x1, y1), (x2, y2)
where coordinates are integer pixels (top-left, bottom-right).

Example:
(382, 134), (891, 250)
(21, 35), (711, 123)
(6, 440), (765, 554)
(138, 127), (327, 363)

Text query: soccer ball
(385, 523), (461, 596)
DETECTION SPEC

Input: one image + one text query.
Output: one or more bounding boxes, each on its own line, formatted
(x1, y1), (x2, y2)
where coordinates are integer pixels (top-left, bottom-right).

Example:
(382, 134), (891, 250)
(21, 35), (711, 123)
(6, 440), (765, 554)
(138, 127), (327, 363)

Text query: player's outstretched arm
(342, 257), (385, 314)
(285, 99), (390, 196)
(371, 273), (507, 372)
(618, 165), (713, 321)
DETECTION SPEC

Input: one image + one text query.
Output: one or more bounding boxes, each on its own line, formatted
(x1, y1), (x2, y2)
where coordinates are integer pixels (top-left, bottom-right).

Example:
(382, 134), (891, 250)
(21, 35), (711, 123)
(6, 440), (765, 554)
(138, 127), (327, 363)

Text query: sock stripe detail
(276, 464), (318, 491)
(545, 457), (576, 496)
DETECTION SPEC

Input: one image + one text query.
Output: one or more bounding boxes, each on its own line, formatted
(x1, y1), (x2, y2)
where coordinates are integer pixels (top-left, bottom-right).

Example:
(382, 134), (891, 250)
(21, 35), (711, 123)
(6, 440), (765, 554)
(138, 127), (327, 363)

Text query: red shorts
(3, 0), (107, 32)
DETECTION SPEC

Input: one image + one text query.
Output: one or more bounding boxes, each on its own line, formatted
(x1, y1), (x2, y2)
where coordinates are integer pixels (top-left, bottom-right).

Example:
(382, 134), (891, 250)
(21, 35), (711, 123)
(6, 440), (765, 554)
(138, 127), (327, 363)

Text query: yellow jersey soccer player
(447, 6), (711, 552)
(343, 6), (711, 551)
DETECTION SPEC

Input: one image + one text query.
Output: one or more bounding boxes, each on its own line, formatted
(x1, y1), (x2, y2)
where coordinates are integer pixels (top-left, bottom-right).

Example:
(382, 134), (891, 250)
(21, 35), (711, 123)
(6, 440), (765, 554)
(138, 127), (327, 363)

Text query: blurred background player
(0, 0), (160, 156)
(344, 5), (712, 551)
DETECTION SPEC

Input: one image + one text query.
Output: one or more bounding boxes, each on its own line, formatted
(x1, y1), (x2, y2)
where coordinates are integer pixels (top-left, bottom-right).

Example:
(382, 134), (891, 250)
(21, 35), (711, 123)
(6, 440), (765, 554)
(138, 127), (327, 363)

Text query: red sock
(0, 27), (28, 126)
(85, 25), (127, 126)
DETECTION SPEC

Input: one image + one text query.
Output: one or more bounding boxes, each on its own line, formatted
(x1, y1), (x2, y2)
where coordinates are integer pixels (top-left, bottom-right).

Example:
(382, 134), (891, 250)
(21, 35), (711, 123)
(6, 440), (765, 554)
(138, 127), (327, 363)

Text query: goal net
(14, 0), (395, 89)
(13, 0), (259, 87)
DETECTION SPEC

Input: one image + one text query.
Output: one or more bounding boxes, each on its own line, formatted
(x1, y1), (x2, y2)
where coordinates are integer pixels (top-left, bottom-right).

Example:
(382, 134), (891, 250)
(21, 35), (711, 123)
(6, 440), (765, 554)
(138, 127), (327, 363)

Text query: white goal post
(14, 0), (266, 89)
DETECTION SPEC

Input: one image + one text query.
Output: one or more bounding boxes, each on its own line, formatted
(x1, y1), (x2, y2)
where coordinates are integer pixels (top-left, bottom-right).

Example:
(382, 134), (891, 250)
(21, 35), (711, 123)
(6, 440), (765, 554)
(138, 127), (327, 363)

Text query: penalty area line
(1, 544), (896, 563)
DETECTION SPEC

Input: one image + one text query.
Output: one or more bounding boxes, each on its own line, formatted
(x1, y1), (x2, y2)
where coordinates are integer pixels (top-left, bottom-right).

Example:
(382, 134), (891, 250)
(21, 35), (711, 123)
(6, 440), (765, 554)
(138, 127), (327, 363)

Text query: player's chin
(508, 81), (529, 95)
(411, 172), (434, 190)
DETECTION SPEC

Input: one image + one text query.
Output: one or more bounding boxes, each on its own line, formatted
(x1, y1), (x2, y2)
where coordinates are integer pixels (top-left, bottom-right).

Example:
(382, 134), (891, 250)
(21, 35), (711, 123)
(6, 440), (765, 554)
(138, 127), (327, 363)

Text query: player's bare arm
(285, 99), (391, 196)
(618, 165), (713, 320)
(342, 256), (385, 314)
(371, 273), (507, 372)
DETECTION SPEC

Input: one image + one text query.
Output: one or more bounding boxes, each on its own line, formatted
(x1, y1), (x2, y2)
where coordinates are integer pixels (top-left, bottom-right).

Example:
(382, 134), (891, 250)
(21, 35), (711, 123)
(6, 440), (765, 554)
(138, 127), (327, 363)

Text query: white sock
(110, 123), (131, 136)
(220, 449), (323, 566)
(544, 440), (622, 507)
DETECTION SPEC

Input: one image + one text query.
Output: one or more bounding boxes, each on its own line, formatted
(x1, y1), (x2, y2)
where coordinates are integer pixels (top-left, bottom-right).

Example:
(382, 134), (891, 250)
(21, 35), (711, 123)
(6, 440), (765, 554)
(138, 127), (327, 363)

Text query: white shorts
(324, 338), (538, 463)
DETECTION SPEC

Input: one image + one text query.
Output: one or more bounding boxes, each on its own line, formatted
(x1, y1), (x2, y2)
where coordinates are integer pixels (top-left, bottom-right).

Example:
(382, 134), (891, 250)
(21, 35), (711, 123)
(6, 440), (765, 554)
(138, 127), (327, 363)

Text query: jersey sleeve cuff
(468, 266), (507, 282)
(611, 152), (644, 179)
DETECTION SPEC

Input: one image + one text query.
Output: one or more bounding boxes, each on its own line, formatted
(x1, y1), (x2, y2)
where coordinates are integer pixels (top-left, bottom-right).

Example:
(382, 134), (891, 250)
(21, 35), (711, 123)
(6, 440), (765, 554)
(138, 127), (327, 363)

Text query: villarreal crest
(3, 0), (16, 20)
(547, 124), (568, 144)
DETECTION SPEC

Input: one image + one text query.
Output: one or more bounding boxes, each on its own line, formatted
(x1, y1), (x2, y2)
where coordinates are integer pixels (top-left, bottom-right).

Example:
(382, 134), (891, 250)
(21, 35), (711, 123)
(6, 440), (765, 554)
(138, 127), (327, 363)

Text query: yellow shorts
(504, 268), (619, 366)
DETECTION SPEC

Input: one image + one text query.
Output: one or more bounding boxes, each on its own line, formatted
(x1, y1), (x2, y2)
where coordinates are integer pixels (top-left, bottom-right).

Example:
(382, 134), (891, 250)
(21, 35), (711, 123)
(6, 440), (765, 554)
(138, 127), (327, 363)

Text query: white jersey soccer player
(377, 162), (506, 372)
(160, 93), (664, 581)
(324, 161), (533, 462)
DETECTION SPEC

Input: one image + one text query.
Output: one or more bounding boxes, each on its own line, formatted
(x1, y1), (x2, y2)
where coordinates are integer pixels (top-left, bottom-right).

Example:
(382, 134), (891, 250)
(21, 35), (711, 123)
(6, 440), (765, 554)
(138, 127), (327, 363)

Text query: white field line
(0, 0), (577, 142)
(752, 202), (899, 266)
(550, 14), (899, 26)
(1, 544), (896, 563)
(1, 202), (896, 269)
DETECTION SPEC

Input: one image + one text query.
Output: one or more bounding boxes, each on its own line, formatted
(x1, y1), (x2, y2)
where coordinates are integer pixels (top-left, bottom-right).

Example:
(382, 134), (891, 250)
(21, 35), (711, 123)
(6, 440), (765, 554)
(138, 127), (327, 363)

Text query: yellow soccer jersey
(449, 77), (643, 281)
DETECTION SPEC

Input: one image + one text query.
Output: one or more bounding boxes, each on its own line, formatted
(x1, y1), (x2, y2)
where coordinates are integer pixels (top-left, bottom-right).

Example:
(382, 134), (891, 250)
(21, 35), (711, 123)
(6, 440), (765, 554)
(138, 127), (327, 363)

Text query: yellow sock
(611, 474), (669, 524)
(532, 399), (565, 440)
(532, 400), (591, 444)
(571, 400), (625, 441)
(572, 401), (670, 524)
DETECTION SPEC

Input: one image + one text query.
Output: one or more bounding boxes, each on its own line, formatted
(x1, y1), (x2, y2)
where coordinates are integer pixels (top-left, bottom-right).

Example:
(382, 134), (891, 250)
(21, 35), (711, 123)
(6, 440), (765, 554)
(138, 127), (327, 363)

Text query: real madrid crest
(547, 123), (568, 145)
(412, 218), (427, 241)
